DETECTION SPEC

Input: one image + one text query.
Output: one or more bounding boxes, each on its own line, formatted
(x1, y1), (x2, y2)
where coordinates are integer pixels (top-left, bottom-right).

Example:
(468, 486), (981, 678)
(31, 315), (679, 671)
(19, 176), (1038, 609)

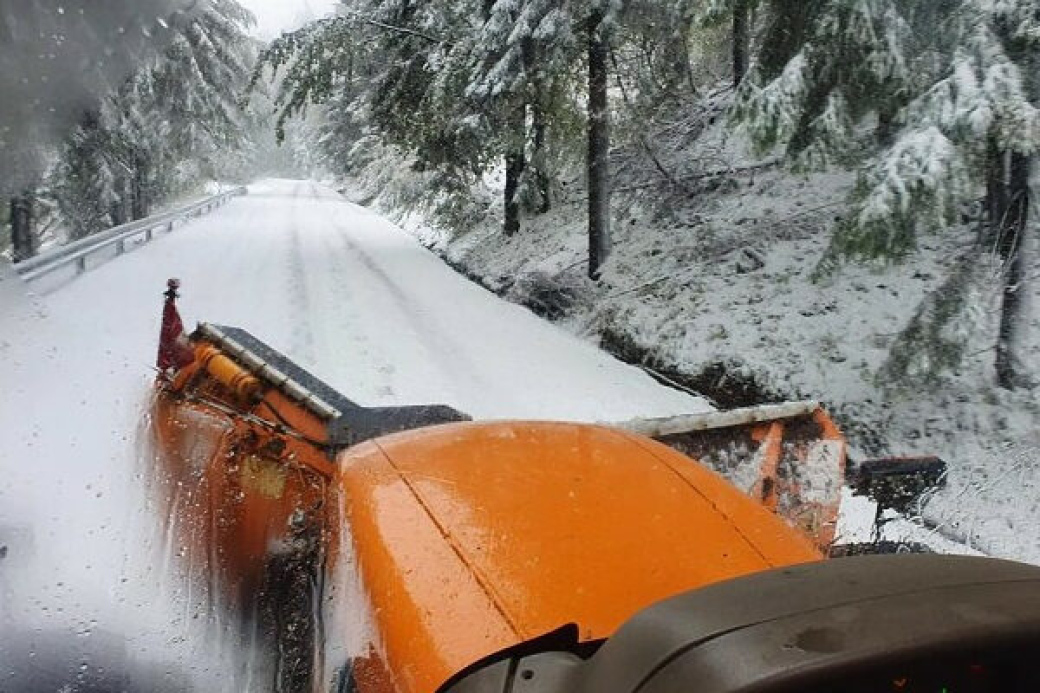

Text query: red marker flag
(157, 278), (195, 372)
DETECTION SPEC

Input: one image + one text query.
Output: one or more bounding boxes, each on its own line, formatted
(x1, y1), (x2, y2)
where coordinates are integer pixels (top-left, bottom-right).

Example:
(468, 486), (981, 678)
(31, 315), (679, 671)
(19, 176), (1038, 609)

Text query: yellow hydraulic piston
(195, 343), (262, 402)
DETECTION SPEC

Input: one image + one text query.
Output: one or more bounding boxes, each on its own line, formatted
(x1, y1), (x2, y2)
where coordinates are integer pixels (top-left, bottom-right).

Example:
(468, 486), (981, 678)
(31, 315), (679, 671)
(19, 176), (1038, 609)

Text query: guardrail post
(116, 239), (125, 255)
(76, 256), (87, 274)
(167, 222), (174, 232)
(145, 227), (153, 241)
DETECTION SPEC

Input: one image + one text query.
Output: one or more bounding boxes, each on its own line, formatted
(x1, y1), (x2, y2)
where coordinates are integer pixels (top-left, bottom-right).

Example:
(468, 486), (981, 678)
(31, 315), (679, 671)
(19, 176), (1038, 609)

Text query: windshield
(1, 1), (1038, 692)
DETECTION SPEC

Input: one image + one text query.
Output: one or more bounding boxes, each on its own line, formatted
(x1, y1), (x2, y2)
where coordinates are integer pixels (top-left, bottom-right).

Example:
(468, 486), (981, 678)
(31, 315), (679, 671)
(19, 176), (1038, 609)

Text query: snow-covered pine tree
(736, 0), (1038, 388)
(50, 0), (255, 239)
(0, 0), (184, 198)
(845, 0), (1038, 388)
(254, 2), (488, 186)
(734, 0), (927, 174)
(465, 0), (580, 230)
(143, 0), (256, 190)
(255, 0), (580, 234)
(694, 0), (760, 87)
(982, 0), (1040, 388)
(1, 0), (203, 257)
(53, 112), (118, 240)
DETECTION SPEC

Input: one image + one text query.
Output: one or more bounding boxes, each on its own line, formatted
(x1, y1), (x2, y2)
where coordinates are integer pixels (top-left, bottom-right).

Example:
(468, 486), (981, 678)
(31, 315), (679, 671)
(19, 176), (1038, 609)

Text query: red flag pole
(157, 278), (195, 372)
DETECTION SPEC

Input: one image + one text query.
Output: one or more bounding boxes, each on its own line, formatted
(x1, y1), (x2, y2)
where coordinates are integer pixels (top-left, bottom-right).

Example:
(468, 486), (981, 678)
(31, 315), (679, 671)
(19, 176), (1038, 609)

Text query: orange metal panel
(615, 430), (823, 565)
(338, 441), (518, 693)
(151, 392), (329, 613)
(334, 422), (822, 693)
(752, 421), (784, 511)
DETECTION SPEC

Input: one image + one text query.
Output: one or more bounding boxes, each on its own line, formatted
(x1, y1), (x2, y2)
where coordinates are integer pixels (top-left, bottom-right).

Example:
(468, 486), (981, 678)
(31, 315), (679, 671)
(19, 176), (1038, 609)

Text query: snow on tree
(252, 4), (479, 173)
(0, 0), (203, 198)
(734, 0), (920, 171)
(736, 0), (1038, 388)
(1, 1), (215, 259)
(49, 0), (256, 239)
(693, 0), (759, 87)
(463, 0), (582, 230)
(253, 0), (580, 234)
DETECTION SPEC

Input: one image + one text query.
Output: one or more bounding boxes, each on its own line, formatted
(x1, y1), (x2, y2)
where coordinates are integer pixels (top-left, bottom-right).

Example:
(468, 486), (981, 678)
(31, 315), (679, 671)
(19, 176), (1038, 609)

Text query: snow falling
(3, 1), (1040, 691)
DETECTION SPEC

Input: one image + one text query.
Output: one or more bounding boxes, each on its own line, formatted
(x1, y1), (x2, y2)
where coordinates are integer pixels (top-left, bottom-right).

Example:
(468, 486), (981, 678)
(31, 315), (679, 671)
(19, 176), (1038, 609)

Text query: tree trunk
(984, 138), (1009, 247)
(877, 106), (897, 147)
(522, 33), (550, 215)
(504, 146), (525, 236)
(9, 192), (35, 263)
(531, 97), (551, 214)
(110, 174), (129, 227)
(131, 155), (150, 220)
(503, 98), (526, 236)
(994, 152), (1030, 390)
(587, 6), (611, 280)
(732, 0), (751, 88)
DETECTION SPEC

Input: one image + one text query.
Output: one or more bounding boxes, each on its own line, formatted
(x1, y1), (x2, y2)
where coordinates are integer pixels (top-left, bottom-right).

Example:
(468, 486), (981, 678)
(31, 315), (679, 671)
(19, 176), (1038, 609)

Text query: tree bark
(984, 138), (1009, 247)
(523, 32), (550, 215)
(504, 145), (525, 236)
(587, 6), (611, 280)
(131, 154), (150, 220)
(994, 152), (1030, 390)
(110, 174), (129, 227)
(9, 192), (35, 263)
(732, 0), (751, 88)
(531, 97), (551, 214)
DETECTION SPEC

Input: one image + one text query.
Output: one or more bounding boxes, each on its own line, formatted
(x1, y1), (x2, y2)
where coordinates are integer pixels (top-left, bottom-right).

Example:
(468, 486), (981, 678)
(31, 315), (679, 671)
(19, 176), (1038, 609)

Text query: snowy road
(0, 179), (708, 690)
(19, 178), (706, 420)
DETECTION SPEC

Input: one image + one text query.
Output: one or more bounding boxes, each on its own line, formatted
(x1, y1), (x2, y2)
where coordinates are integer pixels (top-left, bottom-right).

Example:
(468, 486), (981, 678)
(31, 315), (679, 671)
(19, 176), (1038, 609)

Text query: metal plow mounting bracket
(194, 323), (471, 449)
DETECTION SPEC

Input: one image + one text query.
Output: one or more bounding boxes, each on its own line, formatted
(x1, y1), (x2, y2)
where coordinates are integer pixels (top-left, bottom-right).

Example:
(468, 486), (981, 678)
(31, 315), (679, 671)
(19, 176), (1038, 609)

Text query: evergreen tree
(466, 0), (580, 223)
(736, 0), (1038, 387)
(695, 0), (760, 87)
(50, 0), (256, 239)
(54, 112), (116, 240)
(0, 0), (187, 197)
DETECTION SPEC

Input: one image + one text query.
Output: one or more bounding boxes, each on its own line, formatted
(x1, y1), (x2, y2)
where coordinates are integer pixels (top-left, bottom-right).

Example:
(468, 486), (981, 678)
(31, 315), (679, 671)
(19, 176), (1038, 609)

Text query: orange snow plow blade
(151, 321), (845, 619)
(613, 402), (847, 550)
(151, 322), (469, 615)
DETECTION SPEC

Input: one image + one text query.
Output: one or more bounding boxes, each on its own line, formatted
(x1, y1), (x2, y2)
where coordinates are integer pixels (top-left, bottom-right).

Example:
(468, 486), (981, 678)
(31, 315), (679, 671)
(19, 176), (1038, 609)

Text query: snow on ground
(0, 179), (710, 689)
(346, 98), (1040, 566)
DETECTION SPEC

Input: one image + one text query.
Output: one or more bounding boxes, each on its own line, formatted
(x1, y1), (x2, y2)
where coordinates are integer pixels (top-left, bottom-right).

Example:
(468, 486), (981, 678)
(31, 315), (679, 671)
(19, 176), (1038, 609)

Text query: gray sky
(237, 0), (341, 38)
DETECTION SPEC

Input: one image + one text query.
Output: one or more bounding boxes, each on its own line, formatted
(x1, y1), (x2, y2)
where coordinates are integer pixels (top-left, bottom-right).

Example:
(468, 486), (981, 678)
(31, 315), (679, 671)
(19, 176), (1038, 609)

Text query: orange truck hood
(336, 421), (821, 692)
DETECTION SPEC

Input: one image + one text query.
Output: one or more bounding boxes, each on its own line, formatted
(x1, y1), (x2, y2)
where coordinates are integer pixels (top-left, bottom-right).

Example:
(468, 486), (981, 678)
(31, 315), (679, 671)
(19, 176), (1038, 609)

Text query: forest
(3, 0), (1037, 399)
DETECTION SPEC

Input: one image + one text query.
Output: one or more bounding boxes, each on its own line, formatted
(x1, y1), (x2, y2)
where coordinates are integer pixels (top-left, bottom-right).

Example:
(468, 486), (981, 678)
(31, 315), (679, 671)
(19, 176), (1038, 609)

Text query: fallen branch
(609, 47), (688, 193)
(613, 159), (782, 194)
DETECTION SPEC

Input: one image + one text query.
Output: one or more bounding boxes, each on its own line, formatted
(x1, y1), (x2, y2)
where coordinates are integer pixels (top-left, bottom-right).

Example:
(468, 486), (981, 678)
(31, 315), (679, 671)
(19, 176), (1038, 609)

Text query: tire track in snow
(300, 207), (461, 406)
(278, 181), (710, 422)
(284, 182), (318, 367)
(323, 213), (507, 409)
(290, 192), (401, 403)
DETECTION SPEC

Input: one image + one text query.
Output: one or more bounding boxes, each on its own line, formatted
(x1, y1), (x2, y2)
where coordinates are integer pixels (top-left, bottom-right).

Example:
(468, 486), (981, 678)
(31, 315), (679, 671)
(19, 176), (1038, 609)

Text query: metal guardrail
(14, 187), (248, 284)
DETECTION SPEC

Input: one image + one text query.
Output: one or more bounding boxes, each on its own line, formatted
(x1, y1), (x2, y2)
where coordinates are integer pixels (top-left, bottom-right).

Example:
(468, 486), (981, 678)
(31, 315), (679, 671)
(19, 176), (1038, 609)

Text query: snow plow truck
(150, 281), (1040, 693)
